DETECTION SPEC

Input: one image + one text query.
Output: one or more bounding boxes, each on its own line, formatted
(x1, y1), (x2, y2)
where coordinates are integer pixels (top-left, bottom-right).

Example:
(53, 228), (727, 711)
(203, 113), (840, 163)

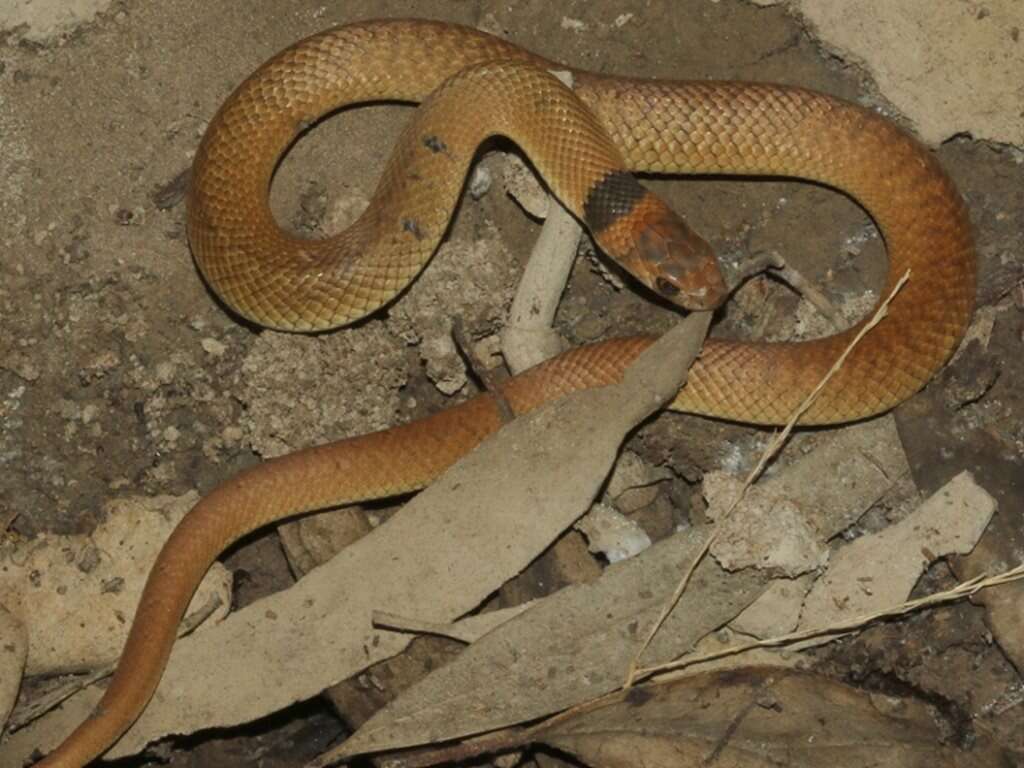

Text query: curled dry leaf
(538, 667), (1006, 767)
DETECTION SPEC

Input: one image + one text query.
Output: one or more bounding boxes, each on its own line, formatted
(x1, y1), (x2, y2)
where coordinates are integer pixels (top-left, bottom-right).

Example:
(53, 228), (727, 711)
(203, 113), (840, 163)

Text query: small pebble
(201, 337), (227, 357)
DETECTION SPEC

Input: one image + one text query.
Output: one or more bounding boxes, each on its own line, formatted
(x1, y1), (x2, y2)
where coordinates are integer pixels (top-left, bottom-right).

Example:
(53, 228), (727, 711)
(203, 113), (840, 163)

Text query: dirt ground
(2, 1), (1023, 767)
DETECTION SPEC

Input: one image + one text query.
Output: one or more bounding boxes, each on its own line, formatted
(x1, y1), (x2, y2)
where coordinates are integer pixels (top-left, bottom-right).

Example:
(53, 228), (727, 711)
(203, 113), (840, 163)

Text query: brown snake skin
(38, 19), (975, 767)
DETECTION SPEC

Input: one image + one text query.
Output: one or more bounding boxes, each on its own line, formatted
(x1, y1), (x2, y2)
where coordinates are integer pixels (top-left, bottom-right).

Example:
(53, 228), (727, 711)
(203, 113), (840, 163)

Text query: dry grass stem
(637, 561), (1024, 680)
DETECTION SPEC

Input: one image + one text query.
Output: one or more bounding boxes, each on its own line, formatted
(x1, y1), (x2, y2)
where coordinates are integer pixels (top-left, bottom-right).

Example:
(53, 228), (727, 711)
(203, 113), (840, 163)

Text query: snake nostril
(655, 277), (680, 297)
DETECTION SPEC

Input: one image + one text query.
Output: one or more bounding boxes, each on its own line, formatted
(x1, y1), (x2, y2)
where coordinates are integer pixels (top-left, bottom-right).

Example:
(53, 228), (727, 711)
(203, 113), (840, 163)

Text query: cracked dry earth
(2, 1), (1023, 766)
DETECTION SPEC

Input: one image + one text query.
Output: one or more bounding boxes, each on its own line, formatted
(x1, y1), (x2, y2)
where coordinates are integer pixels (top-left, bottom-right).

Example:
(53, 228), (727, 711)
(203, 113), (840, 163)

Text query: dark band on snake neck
(583, 170), (649, 234)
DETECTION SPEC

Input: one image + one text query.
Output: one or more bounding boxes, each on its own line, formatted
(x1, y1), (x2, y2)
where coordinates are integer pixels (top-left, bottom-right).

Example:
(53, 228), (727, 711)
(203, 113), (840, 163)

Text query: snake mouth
(655, 275), (721, 310)
(651, 258), (729, 311)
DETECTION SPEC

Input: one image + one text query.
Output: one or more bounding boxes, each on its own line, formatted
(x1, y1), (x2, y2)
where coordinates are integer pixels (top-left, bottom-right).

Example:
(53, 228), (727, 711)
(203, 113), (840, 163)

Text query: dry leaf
(539, 668), (1006, 767)
(794, 470), (995, 646)
(325, 529), (769, 760)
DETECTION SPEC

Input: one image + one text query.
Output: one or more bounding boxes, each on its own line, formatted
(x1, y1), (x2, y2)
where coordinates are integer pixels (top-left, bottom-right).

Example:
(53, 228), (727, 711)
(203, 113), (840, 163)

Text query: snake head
(627, 209), (729, 311)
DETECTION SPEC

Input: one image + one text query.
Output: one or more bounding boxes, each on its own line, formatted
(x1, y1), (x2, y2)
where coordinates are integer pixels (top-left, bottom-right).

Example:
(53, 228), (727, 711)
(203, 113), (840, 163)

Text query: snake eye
(655, 277), (680, 297)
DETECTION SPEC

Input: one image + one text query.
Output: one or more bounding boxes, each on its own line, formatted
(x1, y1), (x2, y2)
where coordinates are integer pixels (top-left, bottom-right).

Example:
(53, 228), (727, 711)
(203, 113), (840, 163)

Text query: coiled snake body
(38, 19), (975, 767)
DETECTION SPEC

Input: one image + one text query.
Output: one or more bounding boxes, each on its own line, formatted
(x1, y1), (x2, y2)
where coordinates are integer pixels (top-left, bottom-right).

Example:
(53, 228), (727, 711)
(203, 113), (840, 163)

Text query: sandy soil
(2, 1), (1023, 766)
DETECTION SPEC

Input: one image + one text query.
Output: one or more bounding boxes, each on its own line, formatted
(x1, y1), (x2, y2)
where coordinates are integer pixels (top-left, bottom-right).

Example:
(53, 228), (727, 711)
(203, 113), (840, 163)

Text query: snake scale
(37, 18), (974, 767)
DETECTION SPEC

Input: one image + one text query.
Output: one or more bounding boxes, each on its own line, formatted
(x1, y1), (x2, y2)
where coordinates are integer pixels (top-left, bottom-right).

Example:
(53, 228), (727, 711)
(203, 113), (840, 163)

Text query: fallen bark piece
(537, 668), (1008, 767)
(500, 180), (578, 374)
(278, 505), (374, 579)
(709, 492), (827, 577)
(0, 493), (231, 677)
(703, 417), (909, 637)
(796, 471), (995, 643)
(12, 314), (710, 766)
(704, 416), (910, 541)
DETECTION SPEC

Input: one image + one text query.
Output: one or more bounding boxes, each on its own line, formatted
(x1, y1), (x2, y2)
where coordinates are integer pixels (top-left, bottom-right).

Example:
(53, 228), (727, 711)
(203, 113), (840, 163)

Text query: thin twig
(452, 317), (515, 423)
(6, 666), (112, 732)
(722, 250), (842, 329)
(623, 270), (911, 687)
(634, 561), (1024, 680)
(773, 259), (843, 329)
(371, 611), (475, 644)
